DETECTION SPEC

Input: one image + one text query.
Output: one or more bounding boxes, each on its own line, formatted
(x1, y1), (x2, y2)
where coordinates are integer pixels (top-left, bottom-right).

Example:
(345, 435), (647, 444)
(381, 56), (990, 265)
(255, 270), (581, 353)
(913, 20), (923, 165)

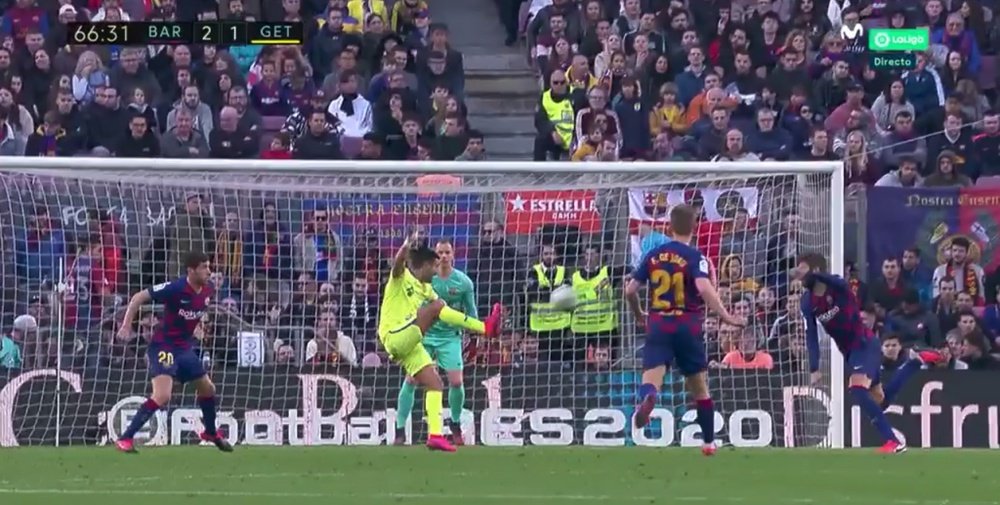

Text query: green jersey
(426, 269), (477, 343)
(0, 335), (22, 369)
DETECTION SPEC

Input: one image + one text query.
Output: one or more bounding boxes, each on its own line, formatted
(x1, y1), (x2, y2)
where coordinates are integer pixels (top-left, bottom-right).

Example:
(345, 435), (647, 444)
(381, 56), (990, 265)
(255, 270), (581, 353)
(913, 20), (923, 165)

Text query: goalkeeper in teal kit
(394, 238), (477, 445)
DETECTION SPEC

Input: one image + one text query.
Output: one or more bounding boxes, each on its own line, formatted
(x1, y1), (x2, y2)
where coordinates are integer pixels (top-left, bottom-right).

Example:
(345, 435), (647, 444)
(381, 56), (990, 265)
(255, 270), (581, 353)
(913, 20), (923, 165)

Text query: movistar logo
(840, 23), (864, 40)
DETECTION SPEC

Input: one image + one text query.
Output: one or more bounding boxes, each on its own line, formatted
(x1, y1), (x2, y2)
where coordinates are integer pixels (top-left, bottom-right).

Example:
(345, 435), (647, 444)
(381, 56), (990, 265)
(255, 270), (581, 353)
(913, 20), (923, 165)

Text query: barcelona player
(114, 251), (231, 453)
(625, 204), (745, 456)
(796, 252), (941, 454)
(379, 234), (502, 452)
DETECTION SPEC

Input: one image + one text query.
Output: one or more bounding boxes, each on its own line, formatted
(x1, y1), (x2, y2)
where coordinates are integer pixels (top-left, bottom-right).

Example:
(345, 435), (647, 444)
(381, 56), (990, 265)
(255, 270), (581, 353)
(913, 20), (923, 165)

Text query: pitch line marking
(0, 488), (998, 505)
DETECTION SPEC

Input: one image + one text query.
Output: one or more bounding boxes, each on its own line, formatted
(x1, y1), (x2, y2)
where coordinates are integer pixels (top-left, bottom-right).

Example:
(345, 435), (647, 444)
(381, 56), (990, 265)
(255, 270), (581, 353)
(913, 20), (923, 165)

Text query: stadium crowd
(1, 0), (1000, 374)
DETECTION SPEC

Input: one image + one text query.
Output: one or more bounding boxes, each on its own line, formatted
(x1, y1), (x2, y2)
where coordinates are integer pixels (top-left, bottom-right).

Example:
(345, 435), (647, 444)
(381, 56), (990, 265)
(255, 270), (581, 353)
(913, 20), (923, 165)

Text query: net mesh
(0, 164), (838, 448)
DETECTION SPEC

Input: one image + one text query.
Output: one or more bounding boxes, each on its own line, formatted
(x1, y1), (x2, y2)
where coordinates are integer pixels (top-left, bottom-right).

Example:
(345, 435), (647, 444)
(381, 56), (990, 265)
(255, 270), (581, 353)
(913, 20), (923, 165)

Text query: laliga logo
(840, 23), (864, 41)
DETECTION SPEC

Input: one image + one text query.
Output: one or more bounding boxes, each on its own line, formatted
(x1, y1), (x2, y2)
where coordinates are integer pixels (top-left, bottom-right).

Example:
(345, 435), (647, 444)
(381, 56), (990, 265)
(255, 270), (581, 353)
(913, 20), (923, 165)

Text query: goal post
(0, 158), (845, 449)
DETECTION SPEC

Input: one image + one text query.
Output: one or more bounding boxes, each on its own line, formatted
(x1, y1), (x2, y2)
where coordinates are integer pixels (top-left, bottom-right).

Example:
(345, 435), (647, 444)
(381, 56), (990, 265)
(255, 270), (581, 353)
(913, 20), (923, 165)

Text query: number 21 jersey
(633, 241), (708, 325)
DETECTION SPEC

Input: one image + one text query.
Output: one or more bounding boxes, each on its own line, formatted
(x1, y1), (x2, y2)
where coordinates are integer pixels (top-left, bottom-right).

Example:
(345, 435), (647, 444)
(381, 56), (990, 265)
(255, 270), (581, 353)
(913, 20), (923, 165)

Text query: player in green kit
(394, 239), (477, 446)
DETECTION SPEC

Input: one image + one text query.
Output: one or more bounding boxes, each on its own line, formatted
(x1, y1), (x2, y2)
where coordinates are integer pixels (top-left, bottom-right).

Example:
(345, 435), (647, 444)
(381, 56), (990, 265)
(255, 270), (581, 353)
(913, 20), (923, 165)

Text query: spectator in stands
(341, 273), (377, 352)
(110, 48), (160, 105)
(722, 324), (774, 370)
(933, 237), (986, 305)
(870, 80), (914, 135)
(14, 205), (65, 286)
(713, 128), (759, 161)
(160, 107), (210, 158)
(455, 129), (485, 161)
(902, 52), (944, 117)
(295, 109), (343, 159)
(960, 331), (1000, 370)
(306, 310), (358, 366)
(71, 50), (108, 105)
(972, 110), (1000, 179)
(927, 113), (974, 178)
(293, 204), (343, 283)
(747, 107), (792, 160)
(23, 109), (70, 156)
(887, 289), (944, 349)
(534, 69), (572, 160)
(214, 211), (244, 295)
(875, 155), (923, 187)
(902, 247), (933, 303)
(169, 193), (215, 278)
(923, 150), (972, 187)
(211, 105), (259, 158)
(870, 257), (908, 315)
(328, 70), (372, 138)
(880, 335), (906, 372)
(115, 112), (159, 157)
(1, 314), (34, 369)
(83, 85), (127, 156)
(166, 85), (214, 139)
(243, 202), (291, 280)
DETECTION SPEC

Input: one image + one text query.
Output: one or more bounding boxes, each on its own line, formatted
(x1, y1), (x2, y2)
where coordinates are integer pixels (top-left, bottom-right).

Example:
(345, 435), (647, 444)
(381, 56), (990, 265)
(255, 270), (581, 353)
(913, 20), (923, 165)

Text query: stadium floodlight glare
(0, 158), (844, 449)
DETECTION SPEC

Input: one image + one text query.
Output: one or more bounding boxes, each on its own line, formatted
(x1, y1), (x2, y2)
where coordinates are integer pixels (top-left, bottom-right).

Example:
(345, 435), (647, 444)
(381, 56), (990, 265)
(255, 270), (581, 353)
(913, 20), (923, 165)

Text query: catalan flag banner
(865, 187), (1000, 280)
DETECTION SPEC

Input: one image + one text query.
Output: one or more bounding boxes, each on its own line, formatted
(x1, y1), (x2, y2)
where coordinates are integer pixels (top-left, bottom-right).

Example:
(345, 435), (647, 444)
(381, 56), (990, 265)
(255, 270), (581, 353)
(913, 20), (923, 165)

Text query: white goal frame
(1, 158), (846, 449)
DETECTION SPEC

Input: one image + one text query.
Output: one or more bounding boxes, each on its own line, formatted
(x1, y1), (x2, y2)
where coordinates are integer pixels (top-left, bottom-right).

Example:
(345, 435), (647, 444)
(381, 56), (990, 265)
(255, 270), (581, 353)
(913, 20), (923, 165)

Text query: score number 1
(194, 22), (248, 45)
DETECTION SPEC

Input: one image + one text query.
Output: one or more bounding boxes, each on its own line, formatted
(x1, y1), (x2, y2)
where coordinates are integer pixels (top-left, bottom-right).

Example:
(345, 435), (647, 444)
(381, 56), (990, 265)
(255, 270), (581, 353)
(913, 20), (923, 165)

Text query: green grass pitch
(0, 447), (996, 505)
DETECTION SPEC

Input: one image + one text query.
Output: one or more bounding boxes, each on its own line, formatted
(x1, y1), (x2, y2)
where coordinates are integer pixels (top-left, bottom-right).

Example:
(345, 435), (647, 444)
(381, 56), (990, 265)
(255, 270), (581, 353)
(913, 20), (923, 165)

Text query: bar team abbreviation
(67, 22), (304, 45)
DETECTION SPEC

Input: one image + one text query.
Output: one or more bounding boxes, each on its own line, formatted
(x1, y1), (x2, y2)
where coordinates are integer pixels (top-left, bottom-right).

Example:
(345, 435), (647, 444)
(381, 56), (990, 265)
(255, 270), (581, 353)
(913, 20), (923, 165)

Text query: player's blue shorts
(147, 344), (206, 383)
(642, 314), (706, 376)
(845, 337), (882, 385)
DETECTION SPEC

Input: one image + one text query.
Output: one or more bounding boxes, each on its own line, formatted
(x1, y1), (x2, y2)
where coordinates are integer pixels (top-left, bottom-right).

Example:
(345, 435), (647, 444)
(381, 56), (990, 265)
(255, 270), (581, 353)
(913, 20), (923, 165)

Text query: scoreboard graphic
(67, 22), (304, 45)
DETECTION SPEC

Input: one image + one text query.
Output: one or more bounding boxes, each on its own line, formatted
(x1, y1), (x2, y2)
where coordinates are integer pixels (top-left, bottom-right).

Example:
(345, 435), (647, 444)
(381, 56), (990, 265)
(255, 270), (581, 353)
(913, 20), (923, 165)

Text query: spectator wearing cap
(295, 108), (343, 159)
(0, 0), (49, 47)
(880, 110), (926, 170)
(166, 85), (214, 139)
(328, 70), (372, 138)
(534, 69), (573, 161)
(403, 9), (431, 54)
(282, 89), (335, 142)
(886, 289), (944, 349)
(824, 82), (875, 133)
(902, 52), (945, 117)
(875, 155), (924, 187)
(24, 110), (72, 156)
(923, 150), (972, 187)
(391, 0), (428, 35)
(115, 112), (160, 157)
(160, 107), (210, 158)
(1, 314), (35, 369)
(211, 105), (259, 158)
(932, 13), (981, 75)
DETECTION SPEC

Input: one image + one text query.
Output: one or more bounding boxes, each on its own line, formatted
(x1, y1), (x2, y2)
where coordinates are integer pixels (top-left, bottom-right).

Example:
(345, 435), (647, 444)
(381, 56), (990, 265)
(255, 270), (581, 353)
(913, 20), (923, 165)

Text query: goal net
(0, 159), (844, 449)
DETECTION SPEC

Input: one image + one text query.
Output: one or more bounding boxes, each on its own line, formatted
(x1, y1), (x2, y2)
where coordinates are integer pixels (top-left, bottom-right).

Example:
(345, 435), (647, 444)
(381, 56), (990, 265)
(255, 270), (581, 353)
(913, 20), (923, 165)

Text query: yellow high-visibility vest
(571, 267), (617, 333)
(541, 90), (574, 147)
(528, 264), (571, 332)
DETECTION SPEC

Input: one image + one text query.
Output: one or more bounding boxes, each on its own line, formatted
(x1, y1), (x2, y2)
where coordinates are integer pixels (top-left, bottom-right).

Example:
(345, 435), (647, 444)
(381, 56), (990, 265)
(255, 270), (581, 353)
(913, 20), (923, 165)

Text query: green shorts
(381, 324), (434, 377)
(424, 339), (464, 372)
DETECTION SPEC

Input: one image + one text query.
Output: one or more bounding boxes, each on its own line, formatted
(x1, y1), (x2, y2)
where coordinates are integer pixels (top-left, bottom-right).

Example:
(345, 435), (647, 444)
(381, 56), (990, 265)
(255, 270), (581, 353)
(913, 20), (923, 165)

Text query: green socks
(395, 380), (416, 429)
(449, 386), (465, 424)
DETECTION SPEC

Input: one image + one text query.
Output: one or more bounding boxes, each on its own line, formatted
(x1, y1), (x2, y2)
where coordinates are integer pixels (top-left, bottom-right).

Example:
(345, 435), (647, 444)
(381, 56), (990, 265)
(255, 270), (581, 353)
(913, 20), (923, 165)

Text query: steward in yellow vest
(525, 245), (571, 333)
(533, 69), (574, 161)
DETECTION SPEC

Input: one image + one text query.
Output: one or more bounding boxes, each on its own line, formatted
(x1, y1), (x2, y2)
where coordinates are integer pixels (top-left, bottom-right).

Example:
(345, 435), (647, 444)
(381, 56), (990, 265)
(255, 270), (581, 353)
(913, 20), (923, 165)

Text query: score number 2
(650, 270), (685, 313)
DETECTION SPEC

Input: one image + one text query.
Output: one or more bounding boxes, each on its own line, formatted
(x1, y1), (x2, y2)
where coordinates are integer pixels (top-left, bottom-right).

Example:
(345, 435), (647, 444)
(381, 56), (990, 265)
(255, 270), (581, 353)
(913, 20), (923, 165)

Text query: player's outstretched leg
(879, 349), (943, 410)
(394, 377), (418, 445)
(412, 364), (455, 453)
(117, 375), (173, 453)
(685, 371), (717, 456)
(850, 377), (905, 454)
(193, 377), (233, 452)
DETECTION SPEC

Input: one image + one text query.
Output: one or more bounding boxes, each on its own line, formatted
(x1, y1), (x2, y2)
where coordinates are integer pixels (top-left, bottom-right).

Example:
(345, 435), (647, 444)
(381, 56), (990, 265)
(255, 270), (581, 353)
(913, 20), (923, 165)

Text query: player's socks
(634, 383), (658, 428)
(695, 398), (715, 444)
(121, 398), (159, 440)
(880, 358), (922, 409)
(438, 306), (485, 333)
(851, 385), (897, 443)
(396, 381), (417, 429)
(448, 386), (465, 424)
(425, 390), (444, 436)
(197, 396), (218, 437)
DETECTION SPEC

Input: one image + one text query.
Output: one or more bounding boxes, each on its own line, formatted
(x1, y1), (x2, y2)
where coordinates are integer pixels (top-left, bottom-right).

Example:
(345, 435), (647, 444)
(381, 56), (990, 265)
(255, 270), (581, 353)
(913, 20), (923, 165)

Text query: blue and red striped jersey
(148, 277), (213, 349)
(633, 241), (708, 326)
(801, 272), (874, 372)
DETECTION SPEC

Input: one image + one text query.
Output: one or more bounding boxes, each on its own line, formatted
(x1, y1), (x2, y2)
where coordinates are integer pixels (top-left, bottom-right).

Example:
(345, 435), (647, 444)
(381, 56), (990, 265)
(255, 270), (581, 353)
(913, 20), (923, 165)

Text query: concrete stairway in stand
(428, 0), (538, 160)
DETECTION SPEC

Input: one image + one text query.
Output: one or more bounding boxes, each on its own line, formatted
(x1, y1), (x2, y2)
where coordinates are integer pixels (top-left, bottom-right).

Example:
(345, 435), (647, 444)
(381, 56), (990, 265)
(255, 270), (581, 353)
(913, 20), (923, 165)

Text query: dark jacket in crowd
(116, 130), (161, 157)
(294, 130), (343, 159)
(209, 128), (258, 158)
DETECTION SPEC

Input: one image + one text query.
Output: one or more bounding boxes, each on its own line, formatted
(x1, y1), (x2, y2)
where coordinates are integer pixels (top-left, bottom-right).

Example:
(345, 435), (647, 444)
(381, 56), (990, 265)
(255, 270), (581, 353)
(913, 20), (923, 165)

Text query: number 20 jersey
(632, 241), (709, 330)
